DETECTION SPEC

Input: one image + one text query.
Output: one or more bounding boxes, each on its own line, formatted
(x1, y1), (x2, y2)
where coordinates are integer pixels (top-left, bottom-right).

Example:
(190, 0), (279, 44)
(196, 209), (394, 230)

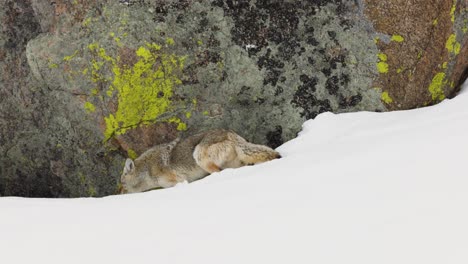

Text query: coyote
(119, 129), (281, 194)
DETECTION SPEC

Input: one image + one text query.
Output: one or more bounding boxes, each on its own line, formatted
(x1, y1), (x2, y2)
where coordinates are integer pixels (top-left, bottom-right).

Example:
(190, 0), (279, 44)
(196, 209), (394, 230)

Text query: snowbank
(1, 82), (467, 264)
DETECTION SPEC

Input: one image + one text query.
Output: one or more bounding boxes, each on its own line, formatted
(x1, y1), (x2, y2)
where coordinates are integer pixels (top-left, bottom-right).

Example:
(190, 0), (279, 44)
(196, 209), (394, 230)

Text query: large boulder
(1, 0), (467, 197)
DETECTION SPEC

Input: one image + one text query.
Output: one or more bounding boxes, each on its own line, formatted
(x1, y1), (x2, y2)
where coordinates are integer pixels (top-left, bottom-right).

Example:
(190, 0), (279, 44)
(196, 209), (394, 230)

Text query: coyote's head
(119, 158), (138, 194)
(119, 140), (180, 194)
(119, 157), (166, 194)
(119, 158), (157, 194)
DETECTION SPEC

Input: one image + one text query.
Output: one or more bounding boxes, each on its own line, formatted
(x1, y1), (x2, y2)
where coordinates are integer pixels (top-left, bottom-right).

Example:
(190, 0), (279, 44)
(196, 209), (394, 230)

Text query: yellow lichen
(445, 34), (461, 55)
(450, 0), (457, 22)
(168, 117), (187, 131)
(391, 34), (404, 42)
(84, 101), (96, 113)
(442, 62), (448, 69)
(65, 38), (189, 140)
(127, 149), (138, 160)
(433, 19), (438, 26)
(82, 17), (92, 27)
(396, 67), (403, 73)
(63, 50), (79, 62)
(86, 42), (186, 140)
(417, 51), (423, 59)
(428, 72), (446, 102)
(114, 37), (122, 46)
(166, 38), (175, 45)
(376, 53), (388, 73)
(381, 91), (393, 104)
(377, 62), (389, 73)
(377, 53), (387, 61)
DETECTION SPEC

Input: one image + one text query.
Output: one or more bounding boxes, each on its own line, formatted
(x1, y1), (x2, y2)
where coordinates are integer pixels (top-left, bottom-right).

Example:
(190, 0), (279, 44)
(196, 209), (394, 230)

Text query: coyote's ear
(123, 158), (135, 174)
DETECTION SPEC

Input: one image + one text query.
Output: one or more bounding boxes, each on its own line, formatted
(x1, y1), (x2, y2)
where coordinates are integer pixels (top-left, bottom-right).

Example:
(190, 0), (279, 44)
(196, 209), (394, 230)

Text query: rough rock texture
(1, 0), (467, 197)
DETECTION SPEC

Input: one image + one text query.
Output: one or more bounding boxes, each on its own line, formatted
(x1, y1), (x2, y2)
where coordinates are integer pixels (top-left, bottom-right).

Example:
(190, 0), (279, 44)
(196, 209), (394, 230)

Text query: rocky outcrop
(1, 0), (467, 197)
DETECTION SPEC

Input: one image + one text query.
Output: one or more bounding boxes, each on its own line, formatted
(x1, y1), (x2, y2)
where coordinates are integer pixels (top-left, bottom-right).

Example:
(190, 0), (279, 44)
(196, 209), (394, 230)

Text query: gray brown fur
(120, 129), (281, 194)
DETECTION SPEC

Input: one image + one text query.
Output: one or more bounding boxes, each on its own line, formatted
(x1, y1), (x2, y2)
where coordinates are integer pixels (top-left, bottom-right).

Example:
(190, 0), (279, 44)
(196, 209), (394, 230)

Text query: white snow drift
(1, 82), (467, 264)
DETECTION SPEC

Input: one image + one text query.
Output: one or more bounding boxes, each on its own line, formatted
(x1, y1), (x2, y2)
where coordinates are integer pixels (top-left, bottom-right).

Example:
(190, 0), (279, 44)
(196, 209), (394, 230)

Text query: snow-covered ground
(1, 81), (468, 264)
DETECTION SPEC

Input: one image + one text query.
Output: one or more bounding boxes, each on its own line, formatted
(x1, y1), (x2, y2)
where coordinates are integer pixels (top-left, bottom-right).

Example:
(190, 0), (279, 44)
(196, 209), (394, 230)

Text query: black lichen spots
(3, 1), (41, 52)
(236, 86), (252, 106)
(308, 57), (315, 65)
(299, 74), (317, 90)
(150, 0), (191, 23)
(327, 30), (339, 45)
(336, 3), (353, 30)
(326, 73), (350, 95)
(340, 73), (350, 86)
(152, 4), (168, 22)
(326, 75), (339, 95)
(339, 94), (362, 109)
(215, 1), (302, 50)
(306, 36), (320, 46)
(292, 75), (333, 119)
(327, 31), (337, 39)
(305, 25), (320, 46)
(255, 97), (266, 105)
(266, 125), (283, 149)
(328, 53), (346, 69)
(258, 49), (285, 86)
(195, 50), (221, 66)
(322, 67), (331, 77)
(197, 12), (210, 33)
(207, 33), (221, 48)
(275, 86), (284, 96)
(278, 37), (301, 60)
(211, 0), (224, 8)
(181, 64), (200, 85)
(261, 1), (300, 44)
(221, 0), (268, 49)
(292, 75), (318, 111)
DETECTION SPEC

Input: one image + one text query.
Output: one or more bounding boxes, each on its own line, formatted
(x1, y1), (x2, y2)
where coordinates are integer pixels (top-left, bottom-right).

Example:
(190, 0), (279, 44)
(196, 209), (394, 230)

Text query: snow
(1, 81), (468, 264)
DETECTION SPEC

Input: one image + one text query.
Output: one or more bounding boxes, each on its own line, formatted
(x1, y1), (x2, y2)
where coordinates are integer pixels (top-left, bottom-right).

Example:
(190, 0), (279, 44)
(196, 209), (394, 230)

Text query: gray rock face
(1, 0), (467, 197)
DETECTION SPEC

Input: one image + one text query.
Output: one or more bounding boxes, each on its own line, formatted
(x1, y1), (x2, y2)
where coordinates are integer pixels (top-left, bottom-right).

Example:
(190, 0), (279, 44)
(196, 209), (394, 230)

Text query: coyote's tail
(235, 141), (281, 165)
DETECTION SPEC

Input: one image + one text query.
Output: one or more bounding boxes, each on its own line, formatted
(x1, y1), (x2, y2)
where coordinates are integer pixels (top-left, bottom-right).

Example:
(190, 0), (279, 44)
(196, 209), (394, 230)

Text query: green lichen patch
(127, 149), (138, 160)
(63, 50), (79, 62)
(84, 101), (96, 113)
(428, 72), (446, 102)
(83, 42), (187, 140)
(376, 53), (389, 74)
(166, 38), (175, 46)
(445, 34), (461, 55)
(377, 53), (387, 61)
(391, 34), (404, 42)
(381, 91), (393, 104)
(450, 0), (457, 22)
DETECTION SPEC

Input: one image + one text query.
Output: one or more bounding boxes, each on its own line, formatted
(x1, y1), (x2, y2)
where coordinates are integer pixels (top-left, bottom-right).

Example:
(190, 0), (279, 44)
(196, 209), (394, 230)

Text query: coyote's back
(120, 129), (280, 194)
